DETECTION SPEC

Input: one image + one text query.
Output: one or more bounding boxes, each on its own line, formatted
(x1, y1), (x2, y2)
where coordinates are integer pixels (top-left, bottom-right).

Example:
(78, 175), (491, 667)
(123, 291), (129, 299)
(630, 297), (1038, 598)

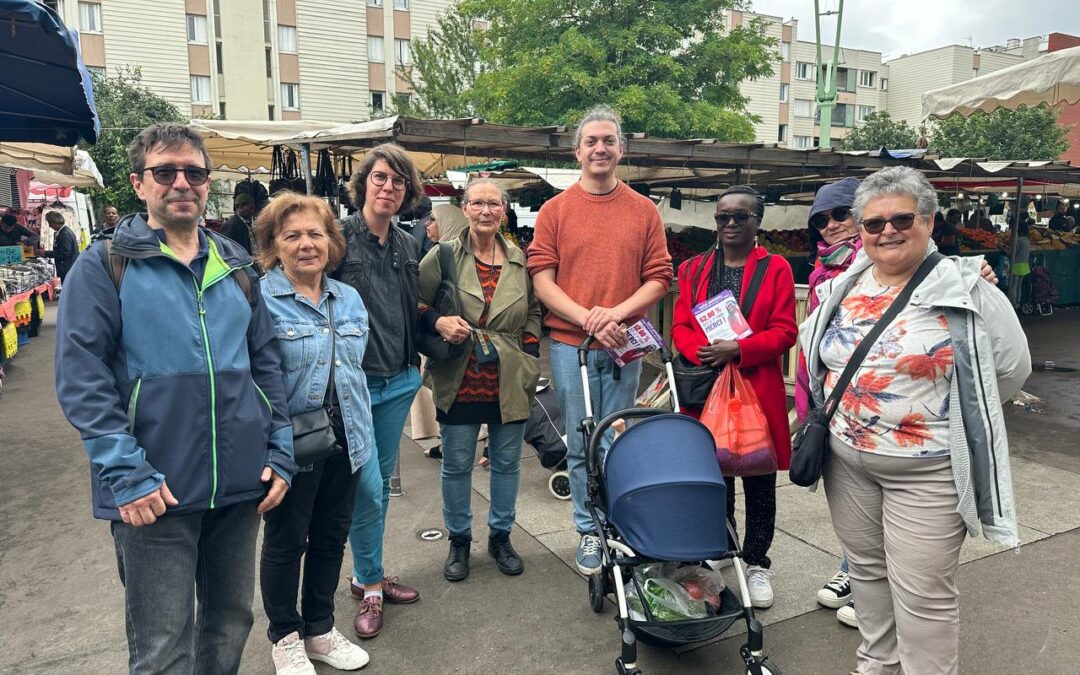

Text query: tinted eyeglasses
(810, 206), (853, 230)
(143, 166), (210, 187)
(714, 210), (757, 227)
(370, 170), (409, 191)
(861, 212), (919, 235)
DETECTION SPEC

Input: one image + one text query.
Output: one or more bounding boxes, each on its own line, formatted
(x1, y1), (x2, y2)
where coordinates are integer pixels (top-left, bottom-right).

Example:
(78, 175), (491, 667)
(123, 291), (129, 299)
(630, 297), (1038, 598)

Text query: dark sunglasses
(143, 165), (210, 187)
(861, 212), (918, 235)
(810, 206), (853, 230)
(714, 210), (757, 226)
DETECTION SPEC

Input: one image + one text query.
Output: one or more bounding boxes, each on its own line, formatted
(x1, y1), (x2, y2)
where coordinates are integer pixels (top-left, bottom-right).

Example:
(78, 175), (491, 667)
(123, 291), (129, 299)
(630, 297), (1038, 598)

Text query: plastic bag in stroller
(574, 337), (779, 675)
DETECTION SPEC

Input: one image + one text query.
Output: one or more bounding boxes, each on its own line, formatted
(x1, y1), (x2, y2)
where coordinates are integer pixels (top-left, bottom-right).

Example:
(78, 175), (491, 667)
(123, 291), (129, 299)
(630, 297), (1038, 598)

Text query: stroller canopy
(604, 414), (729, 562)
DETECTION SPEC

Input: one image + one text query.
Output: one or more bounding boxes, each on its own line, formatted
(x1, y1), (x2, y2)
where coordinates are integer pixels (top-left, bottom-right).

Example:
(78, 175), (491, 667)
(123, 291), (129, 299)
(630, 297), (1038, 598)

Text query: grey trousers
(823, 436), (967, 675)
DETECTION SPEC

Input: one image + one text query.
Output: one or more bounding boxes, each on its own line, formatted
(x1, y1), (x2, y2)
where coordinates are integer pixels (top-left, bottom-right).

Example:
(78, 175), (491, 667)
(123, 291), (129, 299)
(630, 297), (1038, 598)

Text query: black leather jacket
(335, 212), (422, 370)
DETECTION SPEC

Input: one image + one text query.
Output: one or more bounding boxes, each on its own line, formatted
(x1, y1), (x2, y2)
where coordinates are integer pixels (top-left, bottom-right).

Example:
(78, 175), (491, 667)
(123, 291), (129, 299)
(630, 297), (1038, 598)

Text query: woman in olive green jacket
(417, 179), (541, 583)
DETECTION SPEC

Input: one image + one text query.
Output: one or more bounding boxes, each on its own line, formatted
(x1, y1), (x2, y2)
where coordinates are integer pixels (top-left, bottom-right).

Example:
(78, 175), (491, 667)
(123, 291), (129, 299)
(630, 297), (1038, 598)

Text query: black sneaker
(816, 570), (851, 609)
(444, 535), (471, 582)
(487, 531), (524, 576)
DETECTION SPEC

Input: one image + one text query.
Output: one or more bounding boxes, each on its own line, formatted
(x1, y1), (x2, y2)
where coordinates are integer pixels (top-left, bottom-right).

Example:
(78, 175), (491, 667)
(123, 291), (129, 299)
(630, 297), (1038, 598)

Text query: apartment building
(727, 10), (888, 149)
(45, 0), (455, 122)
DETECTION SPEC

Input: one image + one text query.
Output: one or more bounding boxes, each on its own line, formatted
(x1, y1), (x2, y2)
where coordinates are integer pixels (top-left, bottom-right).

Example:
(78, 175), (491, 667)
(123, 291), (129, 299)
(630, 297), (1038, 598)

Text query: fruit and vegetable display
(667, 227), (813, 272)
(959, 226), (1080, 252)
(958, 228), (1009, 252)
(1029, 227), (1080, 250)
(757, 229), (810, 257)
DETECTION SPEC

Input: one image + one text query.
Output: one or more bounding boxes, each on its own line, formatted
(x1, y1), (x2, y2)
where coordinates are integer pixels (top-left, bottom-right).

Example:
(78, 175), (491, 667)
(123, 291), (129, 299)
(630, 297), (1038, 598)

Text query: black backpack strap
(102, 238), (128, 293)
(231, 267), (257, 307)
(740, 253), (772, 317)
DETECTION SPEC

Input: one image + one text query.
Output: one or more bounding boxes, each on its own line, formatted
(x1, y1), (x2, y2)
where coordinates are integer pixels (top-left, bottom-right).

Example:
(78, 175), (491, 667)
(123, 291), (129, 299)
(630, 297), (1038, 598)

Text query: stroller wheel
(549, 471), (572, 500)
(615, 658), (641, 675)
(746, 658), (781, 675)
(588, 573), (605, 613)
(1021, 302), (1035, 316)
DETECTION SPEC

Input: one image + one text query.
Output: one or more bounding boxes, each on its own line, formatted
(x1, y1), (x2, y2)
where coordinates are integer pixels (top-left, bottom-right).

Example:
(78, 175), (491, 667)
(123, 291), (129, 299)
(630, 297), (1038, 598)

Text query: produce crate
(34, 293), (45, 317)
(1, 322), (16, 361)
(13, 300), (32, 327)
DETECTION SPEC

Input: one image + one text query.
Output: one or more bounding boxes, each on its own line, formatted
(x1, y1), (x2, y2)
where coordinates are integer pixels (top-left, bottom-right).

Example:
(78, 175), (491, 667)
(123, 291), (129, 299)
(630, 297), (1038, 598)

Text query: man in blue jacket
(55, 123), (295, 675)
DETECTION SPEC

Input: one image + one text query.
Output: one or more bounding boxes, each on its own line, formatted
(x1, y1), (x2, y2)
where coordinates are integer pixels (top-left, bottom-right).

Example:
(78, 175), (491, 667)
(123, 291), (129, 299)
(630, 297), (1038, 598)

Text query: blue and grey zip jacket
(55, 214), (295, 521)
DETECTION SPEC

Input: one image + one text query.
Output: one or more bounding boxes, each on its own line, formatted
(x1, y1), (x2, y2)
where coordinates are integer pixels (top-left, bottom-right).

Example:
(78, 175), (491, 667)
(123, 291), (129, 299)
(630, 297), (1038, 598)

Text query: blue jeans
(349, 366), (422, 584)
(549, 341), (642, 534)
(111, 500), (260, 675)
(841, 555), (850, 574)
(440, 422), (525, 537)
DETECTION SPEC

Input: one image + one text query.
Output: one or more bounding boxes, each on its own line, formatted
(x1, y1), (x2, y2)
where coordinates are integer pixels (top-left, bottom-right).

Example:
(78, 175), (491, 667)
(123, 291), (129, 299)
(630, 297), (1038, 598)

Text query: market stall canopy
(923, 46), (1080, 118)
(31, 149), (103, 188)
(190, 119), (346, 175)
(0, 141), (75, 174)
(0, 0), (100, 144)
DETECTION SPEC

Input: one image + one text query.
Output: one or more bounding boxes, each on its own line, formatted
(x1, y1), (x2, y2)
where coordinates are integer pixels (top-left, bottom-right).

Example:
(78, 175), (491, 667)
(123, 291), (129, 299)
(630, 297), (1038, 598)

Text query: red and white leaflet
(692, 290), (753, 342)
(604, 317), (663, 367)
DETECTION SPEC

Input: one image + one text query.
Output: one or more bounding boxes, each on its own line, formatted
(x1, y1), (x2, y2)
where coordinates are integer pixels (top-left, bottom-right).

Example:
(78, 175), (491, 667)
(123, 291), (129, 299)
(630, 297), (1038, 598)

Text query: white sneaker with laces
(305, 627), (370, 670)
(816, 570), (852, 609)
(271, 632), (316, 675)
(836, 601), (858, 628)
(745, 565), (774, 609)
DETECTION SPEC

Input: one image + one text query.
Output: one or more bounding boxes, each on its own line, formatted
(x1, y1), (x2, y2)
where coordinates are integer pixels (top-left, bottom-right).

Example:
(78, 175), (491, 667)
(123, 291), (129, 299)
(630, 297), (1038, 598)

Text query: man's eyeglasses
(714, 210), (757, 227)
(143, 166), (210, 187)
(810, 206), (854, 230)
(466, 200), (505, 212)
(370, 171), (409, 191)
(861, 212), (919, 235)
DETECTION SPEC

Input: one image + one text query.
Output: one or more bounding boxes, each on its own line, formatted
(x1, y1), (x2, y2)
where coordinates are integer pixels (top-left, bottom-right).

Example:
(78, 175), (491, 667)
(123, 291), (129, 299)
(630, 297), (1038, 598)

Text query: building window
(780, 42), (790, 62)
(268, 104), (276, 120)
(281, 83), (300, 110)
(216, 42), (224, 74)
(265, 47), (273, 77)
(794, 135), (813, 150)
(394, 0), (409, 8)
(262, 0), (272, 44)
(186, 14), (208, 44)
(367, 0), (382, 5)
(394, 38), (411, 65)
(394, 93), (411, 108)
(78, 2), (102, 33)
(858, 70), (876, 87)
(190, 75), (211, 104)
(219, 102), (226, 118)
(371, 91), (385, 112)
(857, 105), (875, 123)
(367, 36), (385, 62)
(793, 98), (814, 118)
(795, 61), (814, 80)
(880, 77), (889, 91)
(779, 83), (789, 103)
(778, 124), (787, 143)
(212, 0), (221, 35)
(278, 25), (297, 53)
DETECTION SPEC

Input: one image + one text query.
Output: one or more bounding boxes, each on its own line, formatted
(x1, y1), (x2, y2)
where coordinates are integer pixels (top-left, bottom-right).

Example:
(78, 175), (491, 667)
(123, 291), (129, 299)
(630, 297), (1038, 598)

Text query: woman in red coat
(671, 185), (797, 610)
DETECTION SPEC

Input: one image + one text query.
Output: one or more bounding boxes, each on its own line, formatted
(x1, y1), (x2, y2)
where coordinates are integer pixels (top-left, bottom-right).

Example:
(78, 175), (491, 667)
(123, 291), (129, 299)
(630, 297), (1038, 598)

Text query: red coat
(671, 246), (797, 470)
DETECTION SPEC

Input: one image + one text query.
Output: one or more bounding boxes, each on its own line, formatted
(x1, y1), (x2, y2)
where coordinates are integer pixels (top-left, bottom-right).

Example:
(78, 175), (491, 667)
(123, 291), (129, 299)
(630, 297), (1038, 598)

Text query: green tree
(928, 106), (1070, 160)
(841, 111), (920, 151)
(81, 66), (188, 217)
(396, 8), (485, 118)
(449, 0), (775, 141)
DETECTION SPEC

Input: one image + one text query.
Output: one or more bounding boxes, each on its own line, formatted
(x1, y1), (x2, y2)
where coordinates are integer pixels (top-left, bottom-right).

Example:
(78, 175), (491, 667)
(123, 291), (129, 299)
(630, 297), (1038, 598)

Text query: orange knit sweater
(527, 181), (673, 346)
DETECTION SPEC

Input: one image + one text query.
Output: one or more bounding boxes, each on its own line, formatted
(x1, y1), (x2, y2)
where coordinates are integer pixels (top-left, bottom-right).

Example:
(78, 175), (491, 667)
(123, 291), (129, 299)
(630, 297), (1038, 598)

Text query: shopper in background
(336, 143), (425, 639)
(43, 211), (79, 283)
(222, 193), (258, 257)
(1048, 200), (1069, 231)
(255, 193), (371, 674)
(103, 204), (121, 228)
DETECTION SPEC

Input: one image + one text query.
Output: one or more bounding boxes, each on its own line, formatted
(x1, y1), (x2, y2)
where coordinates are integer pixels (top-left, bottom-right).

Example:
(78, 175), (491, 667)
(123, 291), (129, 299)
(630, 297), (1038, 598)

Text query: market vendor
(0, 213), (40, 248)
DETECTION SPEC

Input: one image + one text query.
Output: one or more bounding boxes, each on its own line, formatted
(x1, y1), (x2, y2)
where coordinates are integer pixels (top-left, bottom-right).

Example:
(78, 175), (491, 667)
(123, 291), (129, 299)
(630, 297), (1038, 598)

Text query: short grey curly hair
(853, 166), (938, 222)
(572, 104), (626, 149)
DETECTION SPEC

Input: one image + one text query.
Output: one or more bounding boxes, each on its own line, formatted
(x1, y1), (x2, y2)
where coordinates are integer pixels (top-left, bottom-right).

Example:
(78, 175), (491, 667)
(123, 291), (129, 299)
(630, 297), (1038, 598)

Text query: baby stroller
(576, 338), (778, 675)
(525, 378), (572, 500)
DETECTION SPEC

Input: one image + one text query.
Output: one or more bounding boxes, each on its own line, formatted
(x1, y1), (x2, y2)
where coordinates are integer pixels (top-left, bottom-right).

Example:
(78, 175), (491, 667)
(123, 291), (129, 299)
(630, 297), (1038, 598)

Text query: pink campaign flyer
(692, 290), (753, 342)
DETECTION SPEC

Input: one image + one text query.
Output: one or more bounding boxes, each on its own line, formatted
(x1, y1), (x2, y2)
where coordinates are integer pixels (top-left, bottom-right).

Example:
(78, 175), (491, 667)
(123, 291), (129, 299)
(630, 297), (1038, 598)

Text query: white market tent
(923, 45), (1080, 118)
(190, 119), (346, 175)
(0, 142), (103, 188)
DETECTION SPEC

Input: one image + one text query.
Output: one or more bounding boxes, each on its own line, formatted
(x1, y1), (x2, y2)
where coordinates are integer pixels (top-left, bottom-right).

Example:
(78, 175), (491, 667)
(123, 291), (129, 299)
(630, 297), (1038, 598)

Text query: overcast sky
(752, 0), (1080, 60)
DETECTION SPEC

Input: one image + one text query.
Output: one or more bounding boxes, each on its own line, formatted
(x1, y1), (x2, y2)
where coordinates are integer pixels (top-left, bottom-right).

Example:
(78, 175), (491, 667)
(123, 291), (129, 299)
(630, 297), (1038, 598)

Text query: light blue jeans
(349, 367), (422, 585)
(439, 422), (525, 537)
(548, 341), (642, 534)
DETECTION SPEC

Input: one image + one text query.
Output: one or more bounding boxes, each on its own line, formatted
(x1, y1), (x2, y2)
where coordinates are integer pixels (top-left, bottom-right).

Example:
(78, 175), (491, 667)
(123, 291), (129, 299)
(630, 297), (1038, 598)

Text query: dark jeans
(111, 500), (261, 675)
(725, 472), (777, 569)
(260, 448), (360, 643)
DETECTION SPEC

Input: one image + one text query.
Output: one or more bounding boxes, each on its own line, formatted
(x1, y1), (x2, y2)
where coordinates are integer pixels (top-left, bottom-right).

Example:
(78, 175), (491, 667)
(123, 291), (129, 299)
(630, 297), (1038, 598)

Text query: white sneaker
(836, 601), (858, 628)
(305, 627), (370, 670)
(271, 632), (316, 675)
(745, 565), (774, 609)
(816, 570), (852, 609)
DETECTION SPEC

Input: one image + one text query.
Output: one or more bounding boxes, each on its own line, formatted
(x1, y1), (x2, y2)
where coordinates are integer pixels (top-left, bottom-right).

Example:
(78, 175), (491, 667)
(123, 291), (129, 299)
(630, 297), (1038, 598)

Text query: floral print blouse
(819, 268), (955, 457)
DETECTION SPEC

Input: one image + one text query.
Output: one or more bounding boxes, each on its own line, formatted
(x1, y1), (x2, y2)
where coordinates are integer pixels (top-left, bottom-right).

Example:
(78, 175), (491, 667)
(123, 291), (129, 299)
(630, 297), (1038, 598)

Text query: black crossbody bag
(416, 243), (471, 362)
(673, 250), (772, 408)
(290, 297), (343, 467)
(789, 253), (944, 487)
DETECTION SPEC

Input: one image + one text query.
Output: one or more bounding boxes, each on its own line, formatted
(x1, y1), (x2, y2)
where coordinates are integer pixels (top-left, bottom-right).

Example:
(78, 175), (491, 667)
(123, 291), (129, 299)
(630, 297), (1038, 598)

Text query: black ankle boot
(488, 531), (524, 576)
(444, 535), (471, 582)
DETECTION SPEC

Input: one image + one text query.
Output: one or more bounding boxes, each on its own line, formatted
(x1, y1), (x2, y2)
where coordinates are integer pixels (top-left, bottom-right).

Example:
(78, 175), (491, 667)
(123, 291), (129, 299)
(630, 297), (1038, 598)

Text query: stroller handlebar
(577, 336), (595, 366)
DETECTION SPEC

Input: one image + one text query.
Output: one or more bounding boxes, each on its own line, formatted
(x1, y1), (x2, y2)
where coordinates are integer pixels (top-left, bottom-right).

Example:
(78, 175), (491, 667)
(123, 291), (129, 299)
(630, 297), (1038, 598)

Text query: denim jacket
(261, 266), (374, 472)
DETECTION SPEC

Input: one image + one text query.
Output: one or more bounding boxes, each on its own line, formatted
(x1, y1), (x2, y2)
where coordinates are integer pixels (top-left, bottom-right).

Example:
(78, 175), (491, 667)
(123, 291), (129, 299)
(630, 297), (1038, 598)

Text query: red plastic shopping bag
(697, 363), (777, 477)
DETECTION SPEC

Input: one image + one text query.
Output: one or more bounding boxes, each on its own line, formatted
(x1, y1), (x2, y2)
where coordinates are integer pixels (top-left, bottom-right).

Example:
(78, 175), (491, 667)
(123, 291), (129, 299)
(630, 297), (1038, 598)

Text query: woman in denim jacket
(255, 194), (373, 674)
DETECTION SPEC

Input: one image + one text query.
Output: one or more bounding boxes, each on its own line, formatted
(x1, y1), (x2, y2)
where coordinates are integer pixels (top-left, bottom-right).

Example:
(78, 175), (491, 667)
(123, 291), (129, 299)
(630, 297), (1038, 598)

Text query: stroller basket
(604, 414), (729, 562)
(628, 585), (744, 648)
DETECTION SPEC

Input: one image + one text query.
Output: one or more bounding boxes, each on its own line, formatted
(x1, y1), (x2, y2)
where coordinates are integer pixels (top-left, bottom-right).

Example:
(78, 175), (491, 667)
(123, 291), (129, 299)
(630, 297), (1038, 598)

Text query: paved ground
(1, 305), (1078, 674)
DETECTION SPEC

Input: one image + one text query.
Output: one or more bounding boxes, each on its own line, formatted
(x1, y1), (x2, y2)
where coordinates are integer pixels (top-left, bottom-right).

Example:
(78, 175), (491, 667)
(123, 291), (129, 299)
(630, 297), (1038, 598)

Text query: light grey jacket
(800, 243), (1031, 547)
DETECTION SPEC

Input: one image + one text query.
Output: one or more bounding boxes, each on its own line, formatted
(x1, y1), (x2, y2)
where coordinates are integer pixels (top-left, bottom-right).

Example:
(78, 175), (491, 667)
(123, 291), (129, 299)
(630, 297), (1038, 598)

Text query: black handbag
(290, 298), (342, 467)
(790, 253), (944, 487)
(416, 243), (471, 362)
(674, 250), (771, 408)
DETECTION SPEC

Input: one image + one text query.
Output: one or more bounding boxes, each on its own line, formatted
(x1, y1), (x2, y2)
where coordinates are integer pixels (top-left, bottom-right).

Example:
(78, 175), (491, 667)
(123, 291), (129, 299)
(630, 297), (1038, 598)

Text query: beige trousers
(823, 436), (967, 675)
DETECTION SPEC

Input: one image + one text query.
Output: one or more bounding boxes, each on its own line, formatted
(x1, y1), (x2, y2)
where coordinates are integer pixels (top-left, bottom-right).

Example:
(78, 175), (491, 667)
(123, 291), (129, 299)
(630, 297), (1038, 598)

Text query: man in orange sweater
(528, 105), (672, 575)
